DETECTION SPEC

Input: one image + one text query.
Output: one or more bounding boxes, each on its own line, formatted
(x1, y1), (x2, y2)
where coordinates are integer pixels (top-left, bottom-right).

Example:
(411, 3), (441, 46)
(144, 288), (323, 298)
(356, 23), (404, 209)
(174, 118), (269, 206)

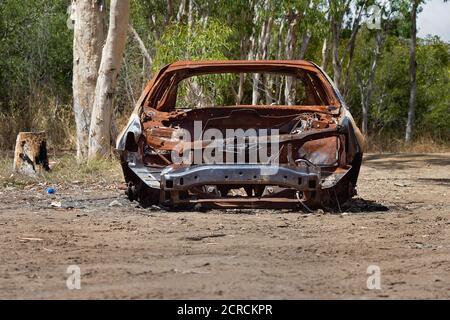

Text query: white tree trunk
(88, 0), (130, 160)
(72, 0), (105, 161)
(320, 37), (329, 70)
(187, 0), (194, 29)
(299, 31), (311, 60)
(249, 1), (262, 105)
(405, 0), (419, 143)
(237, 72), (245, 104)
(284, 13), (298, 105)
(176, 0), (187, 22)
(165, 0), (174, 25)
(237, 39), (247, 104)
(341, 1), (367, 96)
(320, 12), (331, 70)
(331, 19), (342, 90)
(261, 17), (273, 104)
(357, 30), (383, 136)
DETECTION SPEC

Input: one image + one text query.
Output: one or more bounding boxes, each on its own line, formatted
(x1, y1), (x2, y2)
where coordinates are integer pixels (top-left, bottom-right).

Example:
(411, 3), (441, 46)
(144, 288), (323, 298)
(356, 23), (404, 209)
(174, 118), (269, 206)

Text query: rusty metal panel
(117, 60), (365, 210)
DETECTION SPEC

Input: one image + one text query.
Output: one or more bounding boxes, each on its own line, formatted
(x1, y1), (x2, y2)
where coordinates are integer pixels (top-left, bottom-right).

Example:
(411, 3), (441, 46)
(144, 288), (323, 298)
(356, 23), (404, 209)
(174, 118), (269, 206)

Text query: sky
(417, 0), (450, 42)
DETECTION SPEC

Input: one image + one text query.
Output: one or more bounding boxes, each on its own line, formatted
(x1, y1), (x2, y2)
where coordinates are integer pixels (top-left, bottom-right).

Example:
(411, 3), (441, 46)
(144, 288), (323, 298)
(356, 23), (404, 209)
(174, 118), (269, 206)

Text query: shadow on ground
(340, 198), (389, 213)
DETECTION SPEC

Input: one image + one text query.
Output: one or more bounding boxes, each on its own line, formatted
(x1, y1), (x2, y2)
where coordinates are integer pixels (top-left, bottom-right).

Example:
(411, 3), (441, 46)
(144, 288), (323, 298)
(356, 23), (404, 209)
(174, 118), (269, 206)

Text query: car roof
(162, 60), (316, 72)
(136, 59), (338, 111)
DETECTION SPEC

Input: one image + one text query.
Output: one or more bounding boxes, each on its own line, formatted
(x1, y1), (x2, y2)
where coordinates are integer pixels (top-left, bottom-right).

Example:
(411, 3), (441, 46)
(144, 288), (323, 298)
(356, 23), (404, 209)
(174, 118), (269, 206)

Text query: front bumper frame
(160, 163), (321, 192)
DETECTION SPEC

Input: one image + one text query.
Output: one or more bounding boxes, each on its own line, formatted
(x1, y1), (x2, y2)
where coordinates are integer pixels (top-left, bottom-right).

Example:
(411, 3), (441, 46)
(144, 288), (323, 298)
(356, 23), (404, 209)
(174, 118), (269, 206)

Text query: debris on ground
(50, 201), (61, 208)
(108, 200), (122, 207)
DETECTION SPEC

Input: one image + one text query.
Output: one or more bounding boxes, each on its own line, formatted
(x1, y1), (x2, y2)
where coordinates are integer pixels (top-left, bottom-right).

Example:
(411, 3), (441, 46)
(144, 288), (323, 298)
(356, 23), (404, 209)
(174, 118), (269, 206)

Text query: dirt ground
(0, 153), (449, 299)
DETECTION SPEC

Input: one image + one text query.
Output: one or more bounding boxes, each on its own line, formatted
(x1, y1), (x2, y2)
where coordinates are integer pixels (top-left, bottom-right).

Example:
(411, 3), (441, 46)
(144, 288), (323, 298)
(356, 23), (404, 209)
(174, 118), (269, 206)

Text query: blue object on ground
(46, 187), (56, 194)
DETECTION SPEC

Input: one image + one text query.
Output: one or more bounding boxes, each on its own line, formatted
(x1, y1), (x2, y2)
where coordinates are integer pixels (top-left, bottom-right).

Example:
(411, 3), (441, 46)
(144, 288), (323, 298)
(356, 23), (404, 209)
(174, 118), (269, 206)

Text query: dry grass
(0, 152), (123, 189)
(0, 89), (76, 151)
(1, 134), (448, 190)
(365, 134), (450, 153)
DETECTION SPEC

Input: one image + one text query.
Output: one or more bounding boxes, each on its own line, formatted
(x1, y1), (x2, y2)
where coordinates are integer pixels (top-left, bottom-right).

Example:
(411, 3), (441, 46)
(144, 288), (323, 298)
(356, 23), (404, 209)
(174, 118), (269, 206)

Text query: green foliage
(417, 37), (450, 134)
(0, 0), (449, 150)
(348, 32), (450, 138)
(0, 0), (72, 105)
(0, 0), (73, 149)
(153, 19), (233, 69)
(152, 18), (234, 108)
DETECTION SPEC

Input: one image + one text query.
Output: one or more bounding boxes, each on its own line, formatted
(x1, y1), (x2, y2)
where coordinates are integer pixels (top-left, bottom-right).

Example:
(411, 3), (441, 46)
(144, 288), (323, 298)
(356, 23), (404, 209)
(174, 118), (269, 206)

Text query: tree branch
(128, 24), (152, 72)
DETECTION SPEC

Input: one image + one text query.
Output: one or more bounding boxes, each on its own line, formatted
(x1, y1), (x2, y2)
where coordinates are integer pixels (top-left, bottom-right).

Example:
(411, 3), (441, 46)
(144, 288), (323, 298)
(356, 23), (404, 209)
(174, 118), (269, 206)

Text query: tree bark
(187, 0), (194, 29)
(329, 0), (357, 90)
(361, 93), (369, 135)
(405, 0), (419, 144)
(165, 0), (174, 26)
(237, 72), (245, 104)
(320, 37), (329, 70)
(320, 12), (331, 70)
(249, 0), (262, 105)
(299, 31), (311, 60)
(237, 39), (247, 104)
(284, 12), (298, 105)
(88, 0), (130, 160)
(123, 54), (136, 107)
(72, 0), (105, 161)
(176, 0), (187, 22)
(341, 1), (367, 96)
(357, 30), (383, 136)
(261, 17), (273, 104)
(331, 18), (342, 89)
(252, 14), (272, 105)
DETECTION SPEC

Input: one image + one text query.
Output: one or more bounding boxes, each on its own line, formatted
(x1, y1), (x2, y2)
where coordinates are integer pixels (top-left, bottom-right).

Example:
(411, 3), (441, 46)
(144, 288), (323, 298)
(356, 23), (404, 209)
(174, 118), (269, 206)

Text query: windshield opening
(152, 71), (331, 110)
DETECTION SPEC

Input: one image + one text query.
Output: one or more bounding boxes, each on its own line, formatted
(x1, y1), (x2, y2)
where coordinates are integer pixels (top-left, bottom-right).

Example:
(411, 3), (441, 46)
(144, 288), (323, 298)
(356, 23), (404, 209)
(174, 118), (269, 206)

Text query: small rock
(108, 200), (122, 207)
(394, 182), (408, 187)
(50, 201), (62, 208)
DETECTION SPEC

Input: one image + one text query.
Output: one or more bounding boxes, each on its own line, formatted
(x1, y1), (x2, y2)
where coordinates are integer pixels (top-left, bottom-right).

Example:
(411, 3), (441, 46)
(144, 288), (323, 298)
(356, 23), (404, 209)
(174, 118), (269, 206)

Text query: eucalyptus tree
(72, 0), (106, 161)
(328, 0), (369, 92)
(404, 0), (420, 143)
(88, 0), (130, 160)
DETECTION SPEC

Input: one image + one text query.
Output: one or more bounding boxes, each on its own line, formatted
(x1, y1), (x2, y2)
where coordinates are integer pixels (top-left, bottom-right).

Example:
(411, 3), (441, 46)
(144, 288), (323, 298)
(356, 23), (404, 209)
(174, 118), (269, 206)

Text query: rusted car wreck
(117, 60), (364, 210)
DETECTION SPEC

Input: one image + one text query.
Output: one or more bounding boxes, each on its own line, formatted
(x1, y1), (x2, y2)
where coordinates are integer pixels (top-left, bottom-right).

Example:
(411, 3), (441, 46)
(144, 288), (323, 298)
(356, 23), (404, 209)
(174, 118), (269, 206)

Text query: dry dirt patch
(0, 153), (449, 299)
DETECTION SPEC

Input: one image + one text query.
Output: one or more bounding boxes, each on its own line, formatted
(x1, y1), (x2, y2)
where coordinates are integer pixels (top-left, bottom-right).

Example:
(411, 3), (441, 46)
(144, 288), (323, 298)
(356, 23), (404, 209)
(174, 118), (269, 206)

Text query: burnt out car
(116, 60), (364, 210)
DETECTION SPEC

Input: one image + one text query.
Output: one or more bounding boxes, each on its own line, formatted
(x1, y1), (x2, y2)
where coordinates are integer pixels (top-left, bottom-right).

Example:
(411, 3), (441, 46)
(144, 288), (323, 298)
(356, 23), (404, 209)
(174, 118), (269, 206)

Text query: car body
(116, 60), (365, 210)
